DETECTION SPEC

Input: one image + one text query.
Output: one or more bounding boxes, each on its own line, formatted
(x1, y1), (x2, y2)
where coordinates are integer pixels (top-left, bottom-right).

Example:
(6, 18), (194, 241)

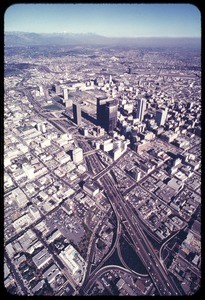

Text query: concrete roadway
(4, 251), (29, 295)
(100, 174), (181, 296)
(82, 264), (142, 295)
(82, 197), (122, 289)
(75, 140), (181, 295)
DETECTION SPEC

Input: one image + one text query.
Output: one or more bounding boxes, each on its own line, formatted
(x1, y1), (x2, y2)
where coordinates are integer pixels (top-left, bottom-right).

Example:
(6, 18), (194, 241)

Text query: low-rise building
(83, 180), (100, 197)
(42, 264), (61, 284)
(32, 248), (52, 269)
(167, 177), (184, 193)
(59, 244), (87, 284)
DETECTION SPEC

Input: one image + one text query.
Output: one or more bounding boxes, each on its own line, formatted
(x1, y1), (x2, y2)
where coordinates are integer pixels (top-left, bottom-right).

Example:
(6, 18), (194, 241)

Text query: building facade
(136, 98), (147, 122)
(97, 98), (118, 134)
(71, 147), (83, 164)
(73, 103), (81, 126)
(155, 107), (168, 126)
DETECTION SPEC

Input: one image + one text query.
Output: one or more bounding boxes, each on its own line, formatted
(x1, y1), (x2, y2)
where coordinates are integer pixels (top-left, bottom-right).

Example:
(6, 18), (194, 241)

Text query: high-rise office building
(97, 97), (108, 125)
(39, 85), (44, 96)
(97, 98), (118, 134)
(105, 100), (118, 134)
(136, 98), (147, 122)
(63, 88), (68, 100)
(73, 103), (81, 126)
(128, 67), (132, 74)
(109, 75), (113, 85)
(65, 99), (72, 108)
(45, 89), (50, 99)
(71, 147), (83, 164)
(53, 84), (60, 94)
(155, 107), (168, 126)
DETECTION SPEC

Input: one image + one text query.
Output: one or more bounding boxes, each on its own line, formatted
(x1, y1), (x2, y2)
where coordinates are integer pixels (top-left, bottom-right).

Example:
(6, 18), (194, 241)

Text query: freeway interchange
(77, 141), (181, 296)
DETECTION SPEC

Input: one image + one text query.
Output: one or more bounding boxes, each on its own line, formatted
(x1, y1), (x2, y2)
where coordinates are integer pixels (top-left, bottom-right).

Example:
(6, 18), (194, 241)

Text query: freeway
(21, 88), (69, 134)
(116, 230), (148, 278)
(83, 209), (117, 283)
(77, 140), (104, 175)
(92, 149), (128, 181)
(82, 196), (122, 291)
(76, 138), (181, 295)
(83, 264), (142, 295)
(159, 224), (188, 265)
(83, 149), (98, 157)
(100, 174), (181, 296)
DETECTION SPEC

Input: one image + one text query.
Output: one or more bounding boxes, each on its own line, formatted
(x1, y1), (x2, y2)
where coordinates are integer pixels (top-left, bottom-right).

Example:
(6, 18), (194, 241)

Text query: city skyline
(4, 3), (201, 38)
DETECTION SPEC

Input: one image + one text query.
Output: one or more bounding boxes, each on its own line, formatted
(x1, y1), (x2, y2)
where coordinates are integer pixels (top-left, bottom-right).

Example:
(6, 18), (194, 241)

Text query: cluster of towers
(72, 98), (118, 135)
(52, 82), (168, 136)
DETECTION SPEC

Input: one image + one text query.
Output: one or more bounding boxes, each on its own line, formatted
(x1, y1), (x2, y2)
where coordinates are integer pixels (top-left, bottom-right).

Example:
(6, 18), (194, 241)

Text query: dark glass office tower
(97, 98), (118, 134)
(97, 97), (107, 128)
(73, 103), (81, 126)
(104, 100), (118, 133)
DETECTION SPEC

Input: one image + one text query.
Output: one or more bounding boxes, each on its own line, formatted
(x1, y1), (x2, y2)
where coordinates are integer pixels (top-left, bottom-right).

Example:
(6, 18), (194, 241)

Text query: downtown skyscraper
(136, 98), (147, 122)
(155, 107), (168, 126)
(97, 98), (118, 134)
(73, 103), (81, 126)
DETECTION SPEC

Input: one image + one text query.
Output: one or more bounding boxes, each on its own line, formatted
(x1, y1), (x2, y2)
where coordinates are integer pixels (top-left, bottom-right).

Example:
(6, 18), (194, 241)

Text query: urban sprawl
(4, 45), (201, 296)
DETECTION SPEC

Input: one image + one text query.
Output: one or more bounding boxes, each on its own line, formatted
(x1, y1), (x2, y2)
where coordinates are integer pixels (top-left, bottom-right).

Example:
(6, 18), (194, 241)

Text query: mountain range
(4, 31), (200, 48)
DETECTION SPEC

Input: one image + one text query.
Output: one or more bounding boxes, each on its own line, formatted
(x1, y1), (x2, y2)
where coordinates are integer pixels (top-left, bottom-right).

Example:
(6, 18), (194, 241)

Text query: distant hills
(4, 31), (201, 48)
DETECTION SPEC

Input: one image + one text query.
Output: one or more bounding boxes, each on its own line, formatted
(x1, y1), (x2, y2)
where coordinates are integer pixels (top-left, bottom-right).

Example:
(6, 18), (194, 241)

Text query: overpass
(99, 174), (181, 296)
(77, 139), (181, 295)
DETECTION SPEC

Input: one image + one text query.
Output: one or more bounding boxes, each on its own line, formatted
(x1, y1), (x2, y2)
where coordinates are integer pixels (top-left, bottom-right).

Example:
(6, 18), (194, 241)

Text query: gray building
(136, 98), (147, 122)
(155, 107), (168, 126)
(73, 102), (81, 126)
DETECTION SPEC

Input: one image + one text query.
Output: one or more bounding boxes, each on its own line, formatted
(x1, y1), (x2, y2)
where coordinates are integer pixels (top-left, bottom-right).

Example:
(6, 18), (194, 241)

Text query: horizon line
(5, 31), (201, 39)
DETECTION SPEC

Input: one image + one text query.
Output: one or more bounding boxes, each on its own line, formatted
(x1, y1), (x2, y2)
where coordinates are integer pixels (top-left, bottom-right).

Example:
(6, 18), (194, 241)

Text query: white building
(72, 147), (83, 164)
(13, 214), (32, 231)
(39, 85), (44, 96)
(63, 88), (68, 100)
(59, 244), (87, 284)
(22, 163), (35, 179)
(113, 147), (122, 161)
(102, 139), (113, 152)
(36, 123), (46, 133)
(83, 180), (100, 197)
(65, 98), (72, 107)
(28, 205), (41, 221)
(4, 173), (13, 189)
(12, 187), (28, 208)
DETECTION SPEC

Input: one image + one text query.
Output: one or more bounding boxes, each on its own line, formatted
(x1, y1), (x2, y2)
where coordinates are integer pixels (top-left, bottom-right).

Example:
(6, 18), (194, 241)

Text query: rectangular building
(32, 248), (52, 269)
(73, 103), (81, 126)
(97, 98), (118, 134)
(155, 107), (168, 126)
(135, 98), (146, 122)
(71, 147), (83, 164)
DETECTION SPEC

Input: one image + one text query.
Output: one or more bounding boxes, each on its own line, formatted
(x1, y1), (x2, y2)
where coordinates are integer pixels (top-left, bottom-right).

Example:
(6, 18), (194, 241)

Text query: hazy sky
(4, 3), (201, 38)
